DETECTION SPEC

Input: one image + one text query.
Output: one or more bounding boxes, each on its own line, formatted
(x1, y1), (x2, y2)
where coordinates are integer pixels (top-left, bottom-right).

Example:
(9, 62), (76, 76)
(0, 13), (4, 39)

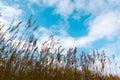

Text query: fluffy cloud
(74, 0), (107, 14)
(53, 0), (74, 19)
(41, 0), (59, 7)
(0, 1), (23, 25)
(89, 11), (120, 39)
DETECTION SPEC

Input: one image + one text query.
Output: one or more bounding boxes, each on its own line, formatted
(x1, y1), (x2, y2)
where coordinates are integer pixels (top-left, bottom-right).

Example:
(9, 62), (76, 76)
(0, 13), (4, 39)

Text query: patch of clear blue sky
(92, 38), (109, 50)
(33, 7), (62, 28)
(67, 14), (90, 38)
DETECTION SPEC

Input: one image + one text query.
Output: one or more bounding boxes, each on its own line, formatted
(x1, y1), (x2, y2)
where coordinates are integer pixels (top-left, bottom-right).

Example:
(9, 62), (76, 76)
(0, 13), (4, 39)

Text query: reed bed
(0, 17), (120, 80)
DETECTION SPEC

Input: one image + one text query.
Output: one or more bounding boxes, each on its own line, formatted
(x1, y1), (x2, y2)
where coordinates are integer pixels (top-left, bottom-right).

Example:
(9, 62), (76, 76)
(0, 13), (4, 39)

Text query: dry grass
(0, 17), (120, 80)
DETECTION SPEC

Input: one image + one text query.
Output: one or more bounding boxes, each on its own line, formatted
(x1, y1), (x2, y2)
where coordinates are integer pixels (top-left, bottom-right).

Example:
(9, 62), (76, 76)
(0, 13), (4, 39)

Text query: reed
(0, 17), (120, 80)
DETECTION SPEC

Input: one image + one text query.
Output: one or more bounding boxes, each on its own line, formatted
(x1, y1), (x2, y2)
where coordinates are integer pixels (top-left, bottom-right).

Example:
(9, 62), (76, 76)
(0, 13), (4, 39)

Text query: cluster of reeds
(0, 17), (120, 80)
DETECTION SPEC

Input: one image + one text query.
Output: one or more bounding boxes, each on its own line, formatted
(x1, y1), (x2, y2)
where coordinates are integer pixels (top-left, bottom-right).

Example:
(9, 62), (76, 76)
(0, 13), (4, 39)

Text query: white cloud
(42, 0), (59, 7)
(74, 0), (109, 15)
(0, 1), (23, 25)
(72, 11), (120, 48)
(108, 0), (120, 9)
(89, 11), (120, 39)
(75, 36), (95, 47)
(53, 0), (74, 19)
(31, 0), (40, 5)
(75, 11), (120, 48)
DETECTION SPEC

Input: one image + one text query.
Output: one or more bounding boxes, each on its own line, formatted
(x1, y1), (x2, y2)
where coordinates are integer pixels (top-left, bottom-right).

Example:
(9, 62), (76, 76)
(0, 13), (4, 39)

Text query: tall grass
(0, 17), (120, 80)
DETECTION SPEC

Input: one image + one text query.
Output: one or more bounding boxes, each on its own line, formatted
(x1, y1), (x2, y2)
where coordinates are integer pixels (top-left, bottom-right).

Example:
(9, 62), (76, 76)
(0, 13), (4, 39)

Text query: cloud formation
(28, 0), (120, 52)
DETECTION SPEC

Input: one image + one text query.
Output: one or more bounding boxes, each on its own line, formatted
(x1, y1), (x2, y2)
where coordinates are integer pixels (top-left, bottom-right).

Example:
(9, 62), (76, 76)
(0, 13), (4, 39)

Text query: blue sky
(0, 0), (120, 75)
